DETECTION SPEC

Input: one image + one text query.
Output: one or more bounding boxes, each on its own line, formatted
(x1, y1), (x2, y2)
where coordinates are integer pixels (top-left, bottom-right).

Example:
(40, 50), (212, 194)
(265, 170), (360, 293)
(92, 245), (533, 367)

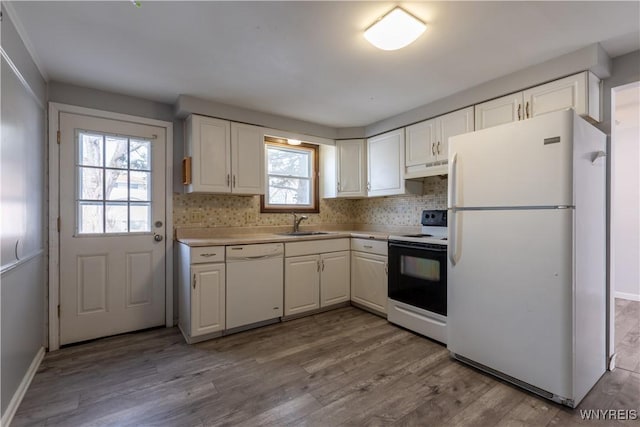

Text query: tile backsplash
(174, 176), (447, 229)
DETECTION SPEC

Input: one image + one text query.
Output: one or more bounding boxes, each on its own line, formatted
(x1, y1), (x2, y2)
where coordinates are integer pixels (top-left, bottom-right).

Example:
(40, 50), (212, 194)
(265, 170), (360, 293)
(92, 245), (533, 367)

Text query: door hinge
(57, 217), (61, 232)
(56, 130), (61, 144)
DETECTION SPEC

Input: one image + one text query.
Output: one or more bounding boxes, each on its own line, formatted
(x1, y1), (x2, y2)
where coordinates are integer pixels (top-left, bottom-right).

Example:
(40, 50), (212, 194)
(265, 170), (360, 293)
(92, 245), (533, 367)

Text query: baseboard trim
(1, 346), (45, 427)
(615, 291), (640, 302)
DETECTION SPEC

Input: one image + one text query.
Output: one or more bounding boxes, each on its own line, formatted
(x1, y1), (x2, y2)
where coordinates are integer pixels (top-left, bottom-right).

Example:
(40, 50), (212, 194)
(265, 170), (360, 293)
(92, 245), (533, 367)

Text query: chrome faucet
(292, 212), (308, 232)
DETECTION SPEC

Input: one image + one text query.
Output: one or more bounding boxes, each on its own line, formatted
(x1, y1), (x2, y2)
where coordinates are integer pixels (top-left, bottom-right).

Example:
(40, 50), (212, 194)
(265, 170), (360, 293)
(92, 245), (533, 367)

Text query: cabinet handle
(363, 245), (373, 249)
(525, 101), (530, 119)
(337, 181), (341, 192)
(431, 143), (436, 155)
(437, 141), (441, 155)
(193, 274), (196, 289)
(199, 253), (217, 257)
(233, 175), (236, 187)
(367, 182), (371, 191)
(321, 260), (325, 271)
(517, 104), (522, 120)
(317, 260), (320, 272)
(182, 157), (192, 185)
(385, 262), (388, 275)
(226, 174), (230, 186)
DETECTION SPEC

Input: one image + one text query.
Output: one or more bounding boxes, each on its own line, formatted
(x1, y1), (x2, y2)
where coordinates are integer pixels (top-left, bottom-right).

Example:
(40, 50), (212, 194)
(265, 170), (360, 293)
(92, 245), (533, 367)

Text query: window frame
(260, 139), (319, 214)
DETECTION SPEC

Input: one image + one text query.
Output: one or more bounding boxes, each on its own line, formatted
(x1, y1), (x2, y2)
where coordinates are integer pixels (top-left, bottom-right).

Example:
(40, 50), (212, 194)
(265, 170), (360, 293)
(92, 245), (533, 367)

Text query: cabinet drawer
(351, 238), (387, 256)
(285, 238), (350, 257)
(190, 246), (225, 263)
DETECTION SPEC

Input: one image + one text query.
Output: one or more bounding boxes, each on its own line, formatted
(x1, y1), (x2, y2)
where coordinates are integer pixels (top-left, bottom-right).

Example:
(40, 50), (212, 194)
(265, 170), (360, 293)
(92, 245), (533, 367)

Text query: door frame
(607, 80), (640, 369)
(48, 102), (174, 351)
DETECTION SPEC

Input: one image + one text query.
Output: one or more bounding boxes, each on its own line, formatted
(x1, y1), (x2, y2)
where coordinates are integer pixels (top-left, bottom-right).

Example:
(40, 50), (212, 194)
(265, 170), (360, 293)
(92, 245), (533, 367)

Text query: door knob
(154, 233), (164, 242)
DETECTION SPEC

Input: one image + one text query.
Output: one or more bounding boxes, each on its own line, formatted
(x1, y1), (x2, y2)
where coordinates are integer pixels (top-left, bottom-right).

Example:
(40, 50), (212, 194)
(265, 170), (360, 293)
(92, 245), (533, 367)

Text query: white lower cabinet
(284, 239), (350, 316)
(191, 263), (226, 336)
(351, 239), (388, 315)
(178, 243), (226, 343)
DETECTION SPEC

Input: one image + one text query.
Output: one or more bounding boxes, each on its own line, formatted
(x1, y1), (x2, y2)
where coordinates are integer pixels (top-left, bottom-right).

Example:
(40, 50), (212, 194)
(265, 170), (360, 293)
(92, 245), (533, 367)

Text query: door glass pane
(268, 177), (310, 205)
(105, 169), (128, 201)
(105, 136), (128, 169)
(105, 203), (128, 233)
(130, 140), (150, 171)
(267, 146), (310, 177)
(79, 133), (104, 166)
(129, 171), (150, 201)
(79, 202), (103, 234)
(130, 203), (151, 232)
(79, 167), (103, 200)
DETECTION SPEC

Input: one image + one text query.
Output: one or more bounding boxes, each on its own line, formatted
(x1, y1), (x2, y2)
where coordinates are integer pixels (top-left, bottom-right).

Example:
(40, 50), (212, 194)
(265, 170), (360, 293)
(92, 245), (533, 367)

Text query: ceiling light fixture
(287, 139), (302, 146)
(364, 7), (426, 51)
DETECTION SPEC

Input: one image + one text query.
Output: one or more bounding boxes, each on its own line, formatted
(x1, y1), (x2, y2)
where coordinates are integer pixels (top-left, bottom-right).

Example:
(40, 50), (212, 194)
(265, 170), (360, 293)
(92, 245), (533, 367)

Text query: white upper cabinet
(230, 122), (265, 194)
(404, 107), (474, 179)
(336, 139), (367, 197)
(475, 72), (601, 131)
(184, 115), (264, 194)
(367, 129), (406, 197)
(406, 118), (437, 168)
(185, 115), (231, 193)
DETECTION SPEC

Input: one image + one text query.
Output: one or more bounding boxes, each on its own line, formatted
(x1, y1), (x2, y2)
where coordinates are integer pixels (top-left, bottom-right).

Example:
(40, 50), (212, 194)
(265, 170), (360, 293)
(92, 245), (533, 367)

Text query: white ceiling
(8, 1), (640, 128)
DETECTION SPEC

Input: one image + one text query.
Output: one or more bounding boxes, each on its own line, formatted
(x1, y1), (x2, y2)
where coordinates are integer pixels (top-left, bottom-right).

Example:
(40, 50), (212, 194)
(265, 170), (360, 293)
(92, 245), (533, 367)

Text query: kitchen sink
(277, 231), (330, 236)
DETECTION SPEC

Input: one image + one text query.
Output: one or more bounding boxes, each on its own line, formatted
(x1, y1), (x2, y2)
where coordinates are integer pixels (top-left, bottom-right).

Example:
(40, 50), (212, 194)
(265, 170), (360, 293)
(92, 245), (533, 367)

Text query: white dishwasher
(226, 243), (284, 330)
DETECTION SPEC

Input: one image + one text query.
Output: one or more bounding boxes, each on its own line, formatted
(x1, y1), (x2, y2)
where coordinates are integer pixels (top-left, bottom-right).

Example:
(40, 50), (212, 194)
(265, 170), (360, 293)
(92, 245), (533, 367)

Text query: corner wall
(1, 5), (47, 421)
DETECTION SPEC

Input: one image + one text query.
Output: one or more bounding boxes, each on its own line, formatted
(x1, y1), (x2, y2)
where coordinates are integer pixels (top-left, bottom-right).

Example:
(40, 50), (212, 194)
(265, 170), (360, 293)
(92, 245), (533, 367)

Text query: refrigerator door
(448, 110), (575, 209)
(448, 208), (574, 400)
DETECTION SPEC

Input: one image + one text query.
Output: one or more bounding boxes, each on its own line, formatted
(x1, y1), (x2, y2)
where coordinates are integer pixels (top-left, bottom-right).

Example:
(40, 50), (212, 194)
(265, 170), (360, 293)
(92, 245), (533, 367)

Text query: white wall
(612, 84), (640, 300)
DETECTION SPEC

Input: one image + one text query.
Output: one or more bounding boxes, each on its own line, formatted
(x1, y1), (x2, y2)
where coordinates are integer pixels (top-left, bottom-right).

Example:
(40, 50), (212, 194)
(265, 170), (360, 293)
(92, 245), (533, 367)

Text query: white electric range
(387, 210), (448, 343)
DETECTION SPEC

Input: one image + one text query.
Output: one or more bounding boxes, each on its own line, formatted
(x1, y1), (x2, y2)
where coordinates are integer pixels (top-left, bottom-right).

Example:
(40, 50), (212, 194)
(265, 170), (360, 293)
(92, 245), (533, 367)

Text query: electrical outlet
(190, 209), (203, 224)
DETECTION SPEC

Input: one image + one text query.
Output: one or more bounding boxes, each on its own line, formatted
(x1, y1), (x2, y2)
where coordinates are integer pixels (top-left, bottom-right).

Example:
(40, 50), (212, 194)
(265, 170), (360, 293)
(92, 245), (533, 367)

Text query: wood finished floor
(13, 304), (640, 427)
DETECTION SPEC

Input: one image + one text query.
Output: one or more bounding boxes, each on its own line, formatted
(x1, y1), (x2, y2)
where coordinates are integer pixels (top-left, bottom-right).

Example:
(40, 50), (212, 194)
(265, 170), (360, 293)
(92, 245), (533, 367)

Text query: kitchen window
(261, 138), (319, 213)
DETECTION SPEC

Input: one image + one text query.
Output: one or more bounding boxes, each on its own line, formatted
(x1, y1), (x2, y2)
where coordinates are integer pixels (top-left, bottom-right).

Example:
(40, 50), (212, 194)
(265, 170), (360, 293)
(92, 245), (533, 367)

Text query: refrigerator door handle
(448, 152), (458, 209)
(449, 210), (459, 265)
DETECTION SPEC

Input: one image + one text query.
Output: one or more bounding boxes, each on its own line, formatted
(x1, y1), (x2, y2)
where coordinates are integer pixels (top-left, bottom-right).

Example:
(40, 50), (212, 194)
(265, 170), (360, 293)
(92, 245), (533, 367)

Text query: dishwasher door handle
(229, 255), (280, 261)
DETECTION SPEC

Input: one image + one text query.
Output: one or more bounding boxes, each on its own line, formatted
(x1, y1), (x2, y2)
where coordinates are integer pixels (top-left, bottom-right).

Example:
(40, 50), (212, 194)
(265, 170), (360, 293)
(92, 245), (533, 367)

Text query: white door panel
(449, 111), (573, 208)
(320, 251), (350, 307)
(474, 93), (522, 130)
(448, 209), (574, 398)
(231, 122), (264, 194)
(524, 73), (586, 118)
(285, 255), (320, 316)
(439, 107), (474, 161)
(59, 112), (166, 345)
(406, 119), (437, 166)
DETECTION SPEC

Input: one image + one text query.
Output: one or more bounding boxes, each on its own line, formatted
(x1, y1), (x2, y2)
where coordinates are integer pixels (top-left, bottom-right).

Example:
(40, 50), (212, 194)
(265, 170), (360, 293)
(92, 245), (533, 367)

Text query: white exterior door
(59, 112), (167, 345)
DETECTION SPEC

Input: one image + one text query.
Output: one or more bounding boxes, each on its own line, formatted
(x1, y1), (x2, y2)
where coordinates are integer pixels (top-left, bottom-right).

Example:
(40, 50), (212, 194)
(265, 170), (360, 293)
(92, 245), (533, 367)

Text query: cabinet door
(367, 129), (405, 197)
(336, 139), (366, 197)
(320, 251), (350, 307)
(231, 122), (264, 195)
(351, 252), (387, 314)
(474, 93), (523, 130)
(405, 118), (437, 167)
(285, 255), (320, 316)
(523, 72), (587, 120)
(438, 107), (474, 161)
(190, 263), (225, 336)
(186, 115), (231, 193)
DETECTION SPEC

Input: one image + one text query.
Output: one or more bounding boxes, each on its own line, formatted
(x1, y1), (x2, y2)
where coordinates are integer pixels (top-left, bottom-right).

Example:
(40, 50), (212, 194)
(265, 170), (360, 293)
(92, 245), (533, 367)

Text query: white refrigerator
(447, 109), (606, 407)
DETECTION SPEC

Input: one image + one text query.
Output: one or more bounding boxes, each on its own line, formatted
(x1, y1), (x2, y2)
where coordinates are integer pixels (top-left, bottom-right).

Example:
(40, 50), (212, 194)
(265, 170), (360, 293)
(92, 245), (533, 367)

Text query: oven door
(388, 241), (447, 316)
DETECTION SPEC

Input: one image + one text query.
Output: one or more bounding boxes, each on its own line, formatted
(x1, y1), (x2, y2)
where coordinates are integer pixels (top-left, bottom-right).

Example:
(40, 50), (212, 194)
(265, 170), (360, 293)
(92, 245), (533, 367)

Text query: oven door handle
(389, 242), (447, 252)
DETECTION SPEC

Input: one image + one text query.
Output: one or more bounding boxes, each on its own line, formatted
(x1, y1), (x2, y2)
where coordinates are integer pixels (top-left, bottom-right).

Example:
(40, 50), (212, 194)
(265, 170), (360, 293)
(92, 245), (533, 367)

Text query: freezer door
(448, 110), (574, 208)
(447, 209), (574, 399)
